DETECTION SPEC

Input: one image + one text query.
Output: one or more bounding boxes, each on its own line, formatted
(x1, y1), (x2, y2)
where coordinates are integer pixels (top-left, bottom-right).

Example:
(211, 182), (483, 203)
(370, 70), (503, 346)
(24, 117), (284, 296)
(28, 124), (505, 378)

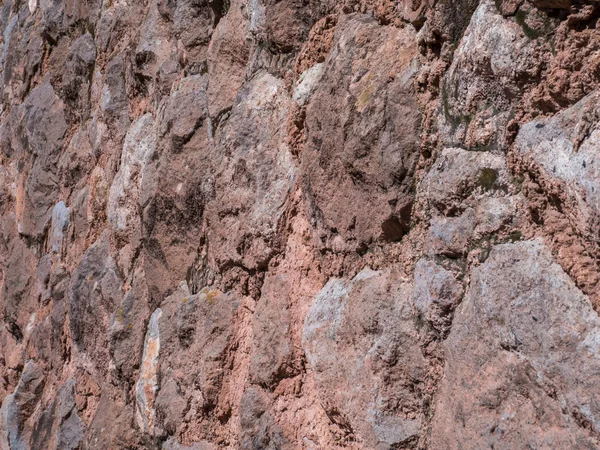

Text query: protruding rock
(292, 63), (324, 106)
(69, 232), (122, 375)
(0, 360), (45, 450)
(206, 0), (250, 118)
(413, 258), (464, 336)
(239, 386), (290, 450)
(303, 268), (426, 449)
(135, 307), (162, 434)
(198, 71), (296, 293)
(423, 148), (514, 216)
(160, 75), (207, 152)
(50, 32), (96, 120)
(302, 14), (420, 252)
(431, 240), (600, 449)
(516, 92), (600, 242)
(50, 201), (69, 253)
(249, 274), (297, 389)
(153, 285), (240, 437)
(439, 0), (545, 150)
(31, 379), (85, 450)
(15, 82), (68, 240)
(108, 114), (157, 237)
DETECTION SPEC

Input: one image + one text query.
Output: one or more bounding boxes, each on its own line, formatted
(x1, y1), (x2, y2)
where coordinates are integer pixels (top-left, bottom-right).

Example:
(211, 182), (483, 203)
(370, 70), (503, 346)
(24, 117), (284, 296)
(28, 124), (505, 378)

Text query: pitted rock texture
(1, 0), (600, 448)
(431, 240), (600, 449)
(303, 269), (426, 449)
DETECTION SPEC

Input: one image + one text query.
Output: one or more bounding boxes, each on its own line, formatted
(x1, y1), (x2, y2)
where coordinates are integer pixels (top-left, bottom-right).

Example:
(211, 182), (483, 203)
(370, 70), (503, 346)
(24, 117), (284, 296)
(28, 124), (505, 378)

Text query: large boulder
(431, 240), (600, 449)
(303, 268), (427, 449)
(301, 14), (421, 252)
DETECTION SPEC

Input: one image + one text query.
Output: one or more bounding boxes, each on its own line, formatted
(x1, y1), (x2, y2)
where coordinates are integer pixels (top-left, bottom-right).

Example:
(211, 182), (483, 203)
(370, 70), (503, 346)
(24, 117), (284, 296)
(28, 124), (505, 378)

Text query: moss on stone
(478, 168), (499, 191)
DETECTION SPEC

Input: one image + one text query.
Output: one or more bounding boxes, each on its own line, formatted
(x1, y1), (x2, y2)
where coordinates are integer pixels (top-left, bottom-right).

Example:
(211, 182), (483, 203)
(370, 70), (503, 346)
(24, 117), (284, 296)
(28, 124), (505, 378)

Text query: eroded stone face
(439, 0), (545, 150)
(108, 114), (157, 237)
(2, 0), (600, 447)
(69, 232), (123, 376)
(516, 92), (600, 240)
(422, 147), (515, 215)
(136, 307), (162, 434)
(31, 379), (85, 450)
(303, 268), (427, 449)
(249, 274), (296, 389)
(302, 14), (421, 251)
(0, 361), (44, 450)
(431, 240), (600, 449)
(152, 284), (240, 438)
(50, 201), (69, 253)
(413, 258), (464, 336)
(198, 71), (297, 295)
(420, 147), (525, 257)
(15, 82), (68, 240)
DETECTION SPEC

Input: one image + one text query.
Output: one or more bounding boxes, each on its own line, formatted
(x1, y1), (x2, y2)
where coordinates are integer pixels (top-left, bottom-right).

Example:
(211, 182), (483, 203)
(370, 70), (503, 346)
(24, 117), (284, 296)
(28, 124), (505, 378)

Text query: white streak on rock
(135, 308), (162, 434)
(50, 201), (69, 253)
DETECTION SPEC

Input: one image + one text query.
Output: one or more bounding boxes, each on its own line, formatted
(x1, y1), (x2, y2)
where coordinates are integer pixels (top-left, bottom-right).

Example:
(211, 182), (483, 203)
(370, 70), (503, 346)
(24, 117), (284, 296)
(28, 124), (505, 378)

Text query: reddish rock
(302, 14), (421, 252)
(303, 268), (427, 449)
(431, 240), (600, 449)
(0, 0), (599, 448)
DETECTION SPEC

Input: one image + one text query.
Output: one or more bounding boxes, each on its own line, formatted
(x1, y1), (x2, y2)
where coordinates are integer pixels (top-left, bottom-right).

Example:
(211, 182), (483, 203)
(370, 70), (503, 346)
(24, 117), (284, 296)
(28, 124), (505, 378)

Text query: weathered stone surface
(1, 0), (600, 447)
(69, 232), (122, 376)
(100, 54), (129, 132)
(516, 92), (600, 241)
(302, 14), (421, 252)
(135, 307), (162, 434)
(160, 75), (207, 152)
(15, 82), (68, 240)
(109, 267), (153, 385)
(249, 274), (296, 389)
(84, 393), (144, 450)
(153, 284), (240, 438)
(163, 437), (217, 450)
(206, 0), (250, 119)
(421, 147), (524, 257)
(431, 240), (600, 449)
(142, 74), (210, 301)
(1, 233), (37, 346)
(31, 379), (85, 450)
(292, 63), (324, 106)
(198, 71), (296, 295)
(423, 148), (514, 214)
(413, 258), (463, 336)
(239, 386), (290, 450)
(303, 268), (427, 449)
(135, 0), (177, 100)
(108, 114), (157, 239)
(49, 201), (69, 253)
(438, 0), (546, 150)
(0, 361), (44, 450)
(49, 32), (96, 120)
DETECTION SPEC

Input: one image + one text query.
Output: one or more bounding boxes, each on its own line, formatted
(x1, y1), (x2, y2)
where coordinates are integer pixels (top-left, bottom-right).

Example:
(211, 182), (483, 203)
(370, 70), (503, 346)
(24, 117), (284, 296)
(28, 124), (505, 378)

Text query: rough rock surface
(1, 0), (600, 448)
(303, 268), (426, 449)
(431, 240), (600, 449)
